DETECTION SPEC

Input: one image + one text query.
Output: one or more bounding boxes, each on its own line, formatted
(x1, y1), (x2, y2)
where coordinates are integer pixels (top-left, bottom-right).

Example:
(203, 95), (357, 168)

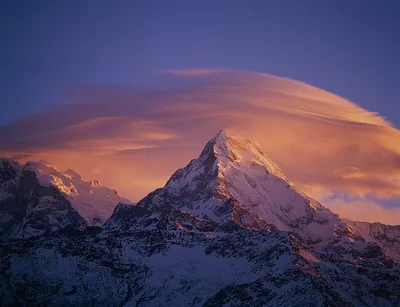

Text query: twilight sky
(1, 1), (400, 224)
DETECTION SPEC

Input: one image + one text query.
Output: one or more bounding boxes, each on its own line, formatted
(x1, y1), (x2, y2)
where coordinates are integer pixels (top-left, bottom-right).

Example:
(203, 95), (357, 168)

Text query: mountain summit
(125, 131), (357, 244)
(165, 130), (291, 202)
(108, 130), (399, 260)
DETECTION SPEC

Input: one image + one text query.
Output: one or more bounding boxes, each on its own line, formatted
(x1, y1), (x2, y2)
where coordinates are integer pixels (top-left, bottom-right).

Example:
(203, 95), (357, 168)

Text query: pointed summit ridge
(165, 130), (295, 204)
(167, 130), (291, 196)
(63, 168), (83, 180)
(113, 130), (376, 249)
(142, 131), (333, 235)
(205, 130), (290, 182)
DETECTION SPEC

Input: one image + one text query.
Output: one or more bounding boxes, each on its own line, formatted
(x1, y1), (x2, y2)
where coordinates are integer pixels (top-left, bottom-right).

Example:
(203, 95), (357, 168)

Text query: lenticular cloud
(1, 69), (399, 223)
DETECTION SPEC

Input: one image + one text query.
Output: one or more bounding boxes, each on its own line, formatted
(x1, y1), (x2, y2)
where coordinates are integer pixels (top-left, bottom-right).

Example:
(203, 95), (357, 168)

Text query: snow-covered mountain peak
(25, 160), (64, 186)
(144, 131), (332, 234)
(22, 160), (131, 225)
(200, 130), (289, 181)
(213, 131), (281, 165)
(212, 130), (291, 189)
(165, 131), (291, 197)
(63, 168), (83, 180)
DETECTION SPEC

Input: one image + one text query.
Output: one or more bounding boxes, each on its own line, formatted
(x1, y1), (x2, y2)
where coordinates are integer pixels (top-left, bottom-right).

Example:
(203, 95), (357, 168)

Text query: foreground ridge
(0, 132), (399, 307)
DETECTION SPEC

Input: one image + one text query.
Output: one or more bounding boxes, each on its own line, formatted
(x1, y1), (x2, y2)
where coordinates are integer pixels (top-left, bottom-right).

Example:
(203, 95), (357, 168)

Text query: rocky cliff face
(1, 159), (87, 239)
(0, 159), (130, 239)
(0, 132), (399, 307)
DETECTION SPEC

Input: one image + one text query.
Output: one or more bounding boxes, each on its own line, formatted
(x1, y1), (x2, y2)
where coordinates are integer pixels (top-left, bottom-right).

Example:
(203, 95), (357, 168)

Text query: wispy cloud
(1, 70), (399, 224)
(323, 197), (400, 225)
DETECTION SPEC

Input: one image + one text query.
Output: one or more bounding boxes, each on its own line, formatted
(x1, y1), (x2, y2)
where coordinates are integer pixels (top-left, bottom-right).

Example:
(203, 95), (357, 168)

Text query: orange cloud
(1, 70), (400, 224)
(323, 198), (400, 226)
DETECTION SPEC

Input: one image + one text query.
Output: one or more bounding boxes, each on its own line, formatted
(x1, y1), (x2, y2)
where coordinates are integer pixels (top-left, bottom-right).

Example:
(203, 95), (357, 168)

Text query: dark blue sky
(1, 0), (399, 125)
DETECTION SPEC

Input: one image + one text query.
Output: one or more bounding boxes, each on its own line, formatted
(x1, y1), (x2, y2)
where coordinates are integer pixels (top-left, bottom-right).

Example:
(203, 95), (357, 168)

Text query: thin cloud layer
(1, 70), (399, 224)
(324, 197), (400, 226)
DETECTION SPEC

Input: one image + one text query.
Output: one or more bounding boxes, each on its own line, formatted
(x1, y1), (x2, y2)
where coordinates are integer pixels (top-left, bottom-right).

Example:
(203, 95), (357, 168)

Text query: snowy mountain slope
(108, 130), (399, 263)
(0, 159), (131, 239)
(1, 215), (399, 306)
(24, 161), (131, 226)
(1, 161), (86, 239)
(345, 219), (400, 261)
(127, 131), (369, 250)
(1, 131), (399, 306)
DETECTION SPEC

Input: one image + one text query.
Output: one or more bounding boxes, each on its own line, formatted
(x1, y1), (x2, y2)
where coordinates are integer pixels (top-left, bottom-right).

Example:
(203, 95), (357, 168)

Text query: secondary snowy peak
(345, 219), (400, 261)
(1, 159), (131, 239)
(23, 160), (131, 226)
(0, 160), (87, 239)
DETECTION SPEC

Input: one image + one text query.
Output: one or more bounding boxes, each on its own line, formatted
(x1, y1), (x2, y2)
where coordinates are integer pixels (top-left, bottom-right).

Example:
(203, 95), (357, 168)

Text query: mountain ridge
(0, 159), (131, 240)
(0, 131), (399, 306)
(119, 131), (391, 254)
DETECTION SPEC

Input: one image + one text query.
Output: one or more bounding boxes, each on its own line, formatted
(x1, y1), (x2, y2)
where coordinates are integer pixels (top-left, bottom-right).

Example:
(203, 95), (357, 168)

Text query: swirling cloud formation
(1, 70), (399, 224)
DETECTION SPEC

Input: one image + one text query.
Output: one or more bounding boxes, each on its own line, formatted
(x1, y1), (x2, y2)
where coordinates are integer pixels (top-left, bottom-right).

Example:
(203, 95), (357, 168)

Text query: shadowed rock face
(1, 166), (86, 239)
(1, 132), (400, 307)
(0, 159), (20, 185)
(0, 160), (20, 228)
(1, 159), (131, 239)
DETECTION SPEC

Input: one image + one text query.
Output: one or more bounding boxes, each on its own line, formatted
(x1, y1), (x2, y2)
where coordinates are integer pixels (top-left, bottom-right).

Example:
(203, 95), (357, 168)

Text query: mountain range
(0, 131), (399, 306)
